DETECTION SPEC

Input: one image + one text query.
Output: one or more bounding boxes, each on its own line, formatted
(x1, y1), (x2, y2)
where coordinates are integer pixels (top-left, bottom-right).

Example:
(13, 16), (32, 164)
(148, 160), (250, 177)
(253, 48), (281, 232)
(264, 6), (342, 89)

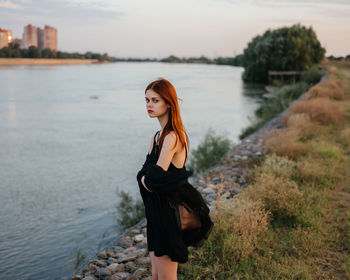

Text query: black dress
(136, 130), (214, 264)
(136, 130), (190, 263)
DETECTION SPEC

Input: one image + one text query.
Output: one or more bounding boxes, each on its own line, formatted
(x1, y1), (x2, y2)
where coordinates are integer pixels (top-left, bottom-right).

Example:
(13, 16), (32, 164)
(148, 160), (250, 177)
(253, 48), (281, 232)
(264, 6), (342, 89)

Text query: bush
(115, 188), (145, 230)
(281, 113), (324, 140)
(339, 128), (350, 148)
(256, 82), (309, 120)
(241, 173), (303, 220)
(187, 128), (232, 173)
(301, 64), (324, 85)
(263, 128), (308, 160)
(309, 139), (344, 161)
(295, 154), (344, 189)
(255, 153), (296, 179)
(179, 195), (270, 279)
(304, 80), (344, 100)
(288, 97), (345, 125)
(218, 197), (271, 259)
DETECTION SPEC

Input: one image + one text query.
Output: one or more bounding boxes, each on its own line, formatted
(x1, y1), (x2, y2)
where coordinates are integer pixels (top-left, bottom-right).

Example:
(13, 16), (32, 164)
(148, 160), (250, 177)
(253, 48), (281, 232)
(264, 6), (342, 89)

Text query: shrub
(301, 64), (324, 85)
(304, 80), (344, 100)
(309, 139), (344, 161)
(187, 127), (232, 173)
(281, 113), (324, 141)
(241, 173), (303, 219)
(295, 155), (343, 189)
(339, 128), (350, 148)
(288, 97), (345, 125)
(115, 188), (145, 230)
(240, 82), (309, 139)
(263, 128), (308, 160)
(217, 197), (271, 259)
(255, 153), (296, 179)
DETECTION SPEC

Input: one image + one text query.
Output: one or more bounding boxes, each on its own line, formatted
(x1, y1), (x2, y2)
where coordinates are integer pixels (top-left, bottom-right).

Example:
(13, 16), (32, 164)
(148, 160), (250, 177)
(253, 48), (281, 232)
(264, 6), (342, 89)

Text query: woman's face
(145, 89), (170, 118)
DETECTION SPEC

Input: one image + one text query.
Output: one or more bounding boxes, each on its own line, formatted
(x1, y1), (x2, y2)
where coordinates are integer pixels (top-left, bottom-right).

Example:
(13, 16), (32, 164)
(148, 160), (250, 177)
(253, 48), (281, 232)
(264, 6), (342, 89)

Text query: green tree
(27, 46), (41, 58)
(242, 23), (325, 83)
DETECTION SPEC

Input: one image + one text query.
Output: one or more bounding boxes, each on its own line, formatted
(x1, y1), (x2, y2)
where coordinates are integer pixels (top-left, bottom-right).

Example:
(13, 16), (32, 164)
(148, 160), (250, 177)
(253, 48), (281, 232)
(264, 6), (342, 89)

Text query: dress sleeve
(143, 164), (192, 193)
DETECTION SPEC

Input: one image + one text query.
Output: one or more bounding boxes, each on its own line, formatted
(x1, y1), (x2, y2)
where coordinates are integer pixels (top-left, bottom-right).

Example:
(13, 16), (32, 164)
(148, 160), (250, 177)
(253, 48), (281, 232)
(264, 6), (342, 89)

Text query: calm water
(0, 62), (265, 280)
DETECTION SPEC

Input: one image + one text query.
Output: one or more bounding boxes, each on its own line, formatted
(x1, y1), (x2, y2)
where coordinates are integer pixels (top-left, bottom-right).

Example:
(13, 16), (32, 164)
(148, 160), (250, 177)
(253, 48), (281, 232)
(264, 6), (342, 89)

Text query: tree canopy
(242, 23), (326, 83)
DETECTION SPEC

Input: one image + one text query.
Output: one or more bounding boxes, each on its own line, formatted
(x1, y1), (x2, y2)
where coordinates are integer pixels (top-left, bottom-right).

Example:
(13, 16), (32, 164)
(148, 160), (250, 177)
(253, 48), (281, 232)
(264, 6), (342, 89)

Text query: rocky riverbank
(72, 73), (328, 280)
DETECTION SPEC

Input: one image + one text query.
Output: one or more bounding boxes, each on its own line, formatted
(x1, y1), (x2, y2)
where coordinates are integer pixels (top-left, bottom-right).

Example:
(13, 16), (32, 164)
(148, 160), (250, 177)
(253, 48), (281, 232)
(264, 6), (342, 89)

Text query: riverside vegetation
(239, 64), (324, 139)
(176, 63), (350, 279)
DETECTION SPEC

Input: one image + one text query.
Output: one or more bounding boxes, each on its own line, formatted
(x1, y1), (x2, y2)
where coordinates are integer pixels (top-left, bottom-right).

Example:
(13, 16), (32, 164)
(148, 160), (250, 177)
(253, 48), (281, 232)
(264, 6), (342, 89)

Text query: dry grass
(179, 65), (350, 279)
(240, 173), (303, 218)
(263, 128), (308, 159)
(217, 196), (271, 259)
(281, 113), (325, 140)
(303, 80), (345, 100)
(254, 153), (296, 179)
(287, 97), (345, 126)
(295, 155), (342, 190)
(339, 128), (350, 148)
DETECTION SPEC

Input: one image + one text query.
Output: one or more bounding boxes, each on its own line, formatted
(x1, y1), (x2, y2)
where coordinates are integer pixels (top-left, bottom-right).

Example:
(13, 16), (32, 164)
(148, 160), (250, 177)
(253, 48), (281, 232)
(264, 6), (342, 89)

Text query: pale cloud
(0, 0), (23, 9)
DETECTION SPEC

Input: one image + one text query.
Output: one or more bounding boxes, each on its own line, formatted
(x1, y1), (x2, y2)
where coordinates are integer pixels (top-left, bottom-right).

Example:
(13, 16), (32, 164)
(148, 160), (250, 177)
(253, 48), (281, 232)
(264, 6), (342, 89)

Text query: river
(0, 62), (265, 280)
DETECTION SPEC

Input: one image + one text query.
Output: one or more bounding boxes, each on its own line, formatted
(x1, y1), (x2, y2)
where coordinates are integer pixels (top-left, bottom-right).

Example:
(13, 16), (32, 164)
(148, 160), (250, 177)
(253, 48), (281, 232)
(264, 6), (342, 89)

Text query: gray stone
(97, 250), (108, 259)
(113, 246), (125, 253)
(119, 236), (133, 248)
(108, 257), (119, 263)
(111, 272), (131, 280)
(118, 253), (138, 263)
(125, 261), (137, 272)
(96, 259), (107, 267)
(137, 256), (150, 265)
(124, 246), (136, 254)
(134, 234), (144, 243)
(128, 229), (140, 237)
(94, 267), (111, 278)
(107, 263), (125, 273)
(203, 187), (214, 194)
(107, 250), (116, 258)
(82, 276), (96, 280)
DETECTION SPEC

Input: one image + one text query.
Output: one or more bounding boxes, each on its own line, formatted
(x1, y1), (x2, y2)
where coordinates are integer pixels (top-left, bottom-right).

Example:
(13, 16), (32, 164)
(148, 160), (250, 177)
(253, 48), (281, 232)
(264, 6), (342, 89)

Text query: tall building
(0, 28), (12, 48)
(22, 24), (38, 48)
(39, 25), (57, 50)
(22, 24), (57, 50)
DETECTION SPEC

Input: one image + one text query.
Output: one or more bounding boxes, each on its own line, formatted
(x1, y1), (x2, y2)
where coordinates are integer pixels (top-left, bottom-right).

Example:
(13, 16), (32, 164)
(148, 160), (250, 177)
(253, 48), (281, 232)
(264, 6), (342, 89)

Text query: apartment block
(22, 24), (38, 48)
(0, 28), (12, 48)
(22, 24), (57, 50)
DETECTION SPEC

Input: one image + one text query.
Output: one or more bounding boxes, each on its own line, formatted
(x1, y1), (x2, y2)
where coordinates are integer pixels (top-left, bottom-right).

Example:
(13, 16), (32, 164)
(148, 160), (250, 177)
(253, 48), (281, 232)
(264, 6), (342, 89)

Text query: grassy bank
(0, 58), (107, 65)
(178, 63), (350, 279)
(240, 65), (324, 140)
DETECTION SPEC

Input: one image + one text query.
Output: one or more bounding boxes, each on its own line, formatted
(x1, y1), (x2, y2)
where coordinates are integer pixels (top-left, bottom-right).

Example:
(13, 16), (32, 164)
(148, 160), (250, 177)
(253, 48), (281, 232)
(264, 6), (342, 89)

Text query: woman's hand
(141, 175), (153, 192)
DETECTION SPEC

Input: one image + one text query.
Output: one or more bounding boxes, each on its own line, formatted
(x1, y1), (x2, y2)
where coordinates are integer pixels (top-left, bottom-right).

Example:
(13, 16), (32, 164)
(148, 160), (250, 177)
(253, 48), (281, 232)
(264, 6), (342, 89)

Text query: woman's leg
(154, 254), (178, 280)
(149, 251), (159, 280)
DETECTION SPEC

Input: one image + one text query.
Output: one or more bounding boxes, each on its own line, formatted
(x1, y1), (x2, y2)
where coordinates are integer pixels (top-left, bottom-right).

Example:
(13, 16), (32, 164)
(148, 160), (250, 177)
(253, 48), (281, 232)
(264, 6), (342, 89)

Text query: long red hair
(145, 77), (189, 161)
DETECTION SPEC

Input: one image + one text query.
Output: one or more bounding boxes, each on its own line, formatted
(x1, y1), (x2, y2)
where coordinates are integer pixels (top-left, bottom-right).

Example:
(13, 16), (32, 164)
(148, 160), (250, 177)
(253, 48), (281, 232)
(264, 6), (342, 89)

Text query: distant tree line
(327, 55), (350, 62)
(0, 43), (115, 61)
(114, 54), (245, 66)
(158, 54), (244, 66)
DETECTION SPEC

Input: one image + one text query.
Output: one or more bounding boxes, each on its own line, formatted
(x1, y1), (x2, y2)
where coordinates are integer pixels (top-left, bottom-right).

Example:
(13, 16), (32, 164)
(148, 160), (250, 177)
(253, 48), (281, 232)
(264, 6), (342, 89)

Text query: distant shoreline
(0, 58), (110, 65)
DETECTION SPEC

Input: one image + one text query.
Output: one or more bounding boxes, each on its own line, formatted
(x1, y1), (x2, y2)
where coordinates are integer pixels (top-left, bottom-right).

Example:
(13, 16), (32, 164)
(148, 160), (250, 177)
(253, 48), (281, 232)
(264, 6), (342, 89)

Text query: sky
(0, 0), (349, 58)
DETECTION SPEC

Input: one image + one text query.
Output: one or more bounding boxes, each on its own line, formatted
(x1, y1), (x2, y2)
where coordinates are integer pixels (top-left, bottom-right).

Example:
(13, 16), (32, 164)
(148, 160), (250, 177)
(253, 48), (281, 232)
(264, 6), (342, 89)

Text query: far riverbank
(0, 58), (111, 65)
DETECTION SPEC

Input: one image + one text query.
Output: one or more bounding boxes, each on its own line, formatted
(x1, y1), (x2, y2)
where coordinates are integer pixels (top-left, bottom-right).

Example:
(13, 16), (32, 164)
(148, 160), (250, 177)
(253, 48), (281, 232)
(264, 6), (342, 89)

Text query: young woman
(136, 78), (213, 280)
